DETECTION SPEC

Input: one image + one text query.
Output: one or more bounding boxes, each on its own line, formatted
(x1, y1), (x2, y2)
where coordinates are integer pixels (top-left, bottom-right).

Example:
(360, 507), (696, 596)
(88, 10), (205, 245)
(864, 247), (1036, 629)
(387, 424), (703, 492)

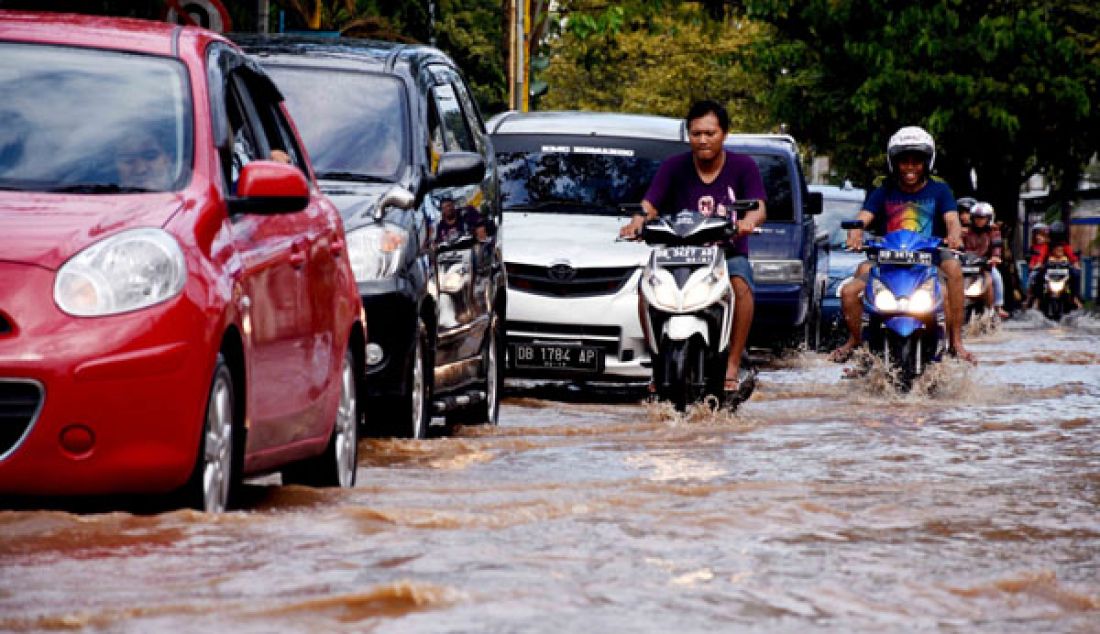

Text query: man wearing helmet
(830, 125), (976, 364)
(964, 202), (1009, 319)
(956, 196), (977, 234)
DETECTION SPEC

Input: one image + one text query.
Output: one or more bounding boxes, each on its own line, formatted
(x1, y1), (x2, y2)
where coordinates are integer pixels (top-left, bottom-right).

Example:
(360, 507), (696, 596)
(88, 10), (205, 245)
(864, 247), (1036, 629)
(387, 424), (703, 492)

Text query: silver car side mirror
(373, 185), (416, 221)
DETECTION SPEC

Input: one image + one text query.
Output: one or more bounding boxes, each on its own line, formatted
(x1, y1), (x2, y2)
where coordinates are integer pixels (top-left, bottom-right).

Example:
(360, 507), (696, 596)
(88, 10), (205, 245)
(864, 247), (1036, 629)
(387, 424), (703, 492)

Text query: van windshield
(0, 42), (192, 193)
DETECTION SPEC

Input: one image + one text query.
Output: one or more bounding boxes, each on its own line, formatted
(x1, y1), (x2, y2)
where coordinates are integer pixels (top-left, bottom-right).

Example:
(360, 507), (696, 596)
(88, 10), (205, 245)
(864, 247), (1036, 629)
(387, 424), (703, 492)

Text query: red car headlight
(54, 228), (186, 317)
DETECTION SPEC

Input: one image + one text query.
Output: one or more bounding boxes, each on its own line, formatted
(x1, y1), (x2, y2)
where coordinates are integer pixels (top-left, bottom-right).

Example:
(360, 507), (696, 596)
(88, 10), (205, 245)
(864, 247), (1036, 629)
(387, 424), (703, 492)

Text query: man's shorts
(726, 255), (754, 292)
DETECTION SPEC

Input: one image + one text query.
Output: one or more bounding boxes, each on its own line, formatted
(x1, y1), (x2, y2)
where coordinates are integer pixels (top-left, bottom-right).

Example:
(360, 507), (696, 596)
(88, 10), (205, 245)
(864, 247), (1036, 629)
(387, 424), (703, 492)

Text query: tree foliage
(737, 0), (1100, 232)
(540, 1), (772, 130)
(273, 0), (507, 114)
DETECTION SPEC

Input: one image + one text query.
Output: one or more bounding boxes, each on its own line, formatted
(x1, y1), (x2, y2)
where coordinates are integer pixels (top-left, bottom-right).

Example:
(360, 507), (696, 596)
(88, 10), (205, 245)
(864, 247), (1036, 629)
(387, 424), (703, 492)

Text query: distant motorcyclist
(956, 196), (977, 234)
(830, 126), (975, 364)
(963, 202), (1009, 319)
(1026, 221), (1081, 308)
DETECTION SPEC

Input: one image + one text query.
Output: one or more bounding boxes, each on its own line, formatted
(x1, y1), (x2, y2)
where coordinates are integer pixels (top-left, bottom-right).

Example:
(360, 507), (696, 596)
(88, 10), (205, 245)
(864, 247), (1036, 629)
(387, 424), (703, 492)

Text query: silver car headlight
(751, 259), (803, 284)
(346, 223), (408, 281)
(54, 227), (186, 317)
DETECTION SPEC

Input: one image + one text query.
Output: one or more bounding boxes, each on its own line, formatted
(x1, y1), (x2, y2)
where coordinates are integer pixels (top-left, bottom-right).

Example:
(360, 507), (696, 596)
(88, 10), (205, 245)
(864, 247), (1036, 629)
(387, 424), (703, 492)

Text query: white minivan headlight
(54, 228), (186, 317)
(346, 223), (408, 281)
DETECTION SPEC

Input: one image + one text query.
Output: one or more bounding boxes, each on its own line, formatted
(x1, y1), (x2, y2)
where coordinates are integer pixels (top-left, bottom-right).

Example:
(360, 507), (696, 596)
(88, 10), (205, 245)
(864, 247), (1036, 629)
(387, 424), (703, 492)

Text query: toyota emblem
(548, 263), (576, 282)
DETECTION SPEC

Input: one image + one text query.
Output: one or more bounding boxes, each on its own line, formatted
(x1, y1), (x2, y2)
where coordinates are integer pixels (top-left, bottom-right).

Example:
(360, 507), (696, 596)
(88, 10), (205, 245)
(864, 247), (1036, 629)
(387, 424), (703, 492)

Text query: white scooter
(637, 202), (758, 411)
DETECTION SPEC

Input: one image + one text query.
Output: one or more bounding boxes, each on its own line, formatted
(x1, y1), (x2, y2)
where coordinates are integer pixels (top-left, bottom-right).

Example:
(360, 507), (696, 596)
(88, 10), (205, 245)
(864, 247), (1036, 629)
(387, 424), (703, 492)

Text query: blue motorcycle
(842, 223), (947, 390)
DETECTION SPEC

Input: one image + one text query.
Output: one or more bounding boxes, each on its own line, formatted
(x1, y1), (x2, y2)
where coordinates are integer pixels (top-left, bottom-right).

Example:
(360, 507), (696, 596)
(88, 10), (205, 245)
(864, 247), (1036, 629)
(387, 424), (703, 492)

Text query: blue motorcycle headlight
(872, 280), (898, 312)
(909, 287), (934, 313)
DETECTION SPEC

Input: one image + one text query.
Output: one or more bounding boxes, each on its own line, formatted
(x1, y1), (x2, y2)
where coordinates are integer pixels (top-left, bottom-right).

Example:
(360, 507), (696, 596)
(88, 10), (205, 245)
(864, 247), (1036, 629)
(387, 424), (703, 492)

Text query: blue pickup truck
(727, 135), (827, 350)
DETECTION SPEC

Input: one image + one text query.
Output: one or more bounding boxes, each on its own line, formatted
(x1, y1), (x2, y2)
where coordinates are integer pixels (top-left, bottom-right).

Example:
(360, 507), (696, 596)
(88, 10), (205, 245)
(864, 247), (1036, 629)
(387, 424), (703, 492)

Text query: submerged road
(2, 311), (1098, 632)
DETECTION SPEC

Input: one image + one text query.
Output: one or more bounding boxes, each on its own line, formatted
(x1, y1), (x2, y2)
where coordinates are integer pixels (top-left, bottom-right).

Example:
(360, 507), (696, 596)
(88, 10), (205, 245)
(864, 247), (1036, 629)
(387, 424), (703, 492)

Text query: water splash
(964, 310), (1002, 338)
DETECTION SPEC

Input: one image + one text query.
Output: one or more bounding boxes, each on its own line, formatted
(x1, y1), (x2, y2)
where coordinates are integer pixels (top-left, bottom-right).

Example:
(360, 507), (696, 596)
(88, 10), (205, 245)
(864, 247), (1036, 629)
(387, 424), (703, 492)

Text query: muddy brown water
(2, 311), (1098, 632)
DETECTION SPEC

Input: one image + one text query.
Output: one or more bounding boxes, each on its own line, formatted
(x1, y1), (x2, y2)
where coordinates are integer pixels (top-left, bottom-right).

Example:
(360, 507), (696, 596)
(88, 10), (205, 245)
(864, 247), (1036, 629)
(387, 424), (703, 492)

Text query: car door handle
(289, 239), (308, 269)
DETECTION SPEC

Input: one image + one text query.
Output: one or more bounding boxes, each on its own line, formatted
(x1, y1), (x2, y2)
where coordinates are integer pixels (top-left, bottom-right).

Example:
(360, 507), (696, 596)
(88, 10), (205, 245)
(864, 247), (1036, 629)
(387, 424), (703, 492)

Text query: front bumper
(751, 282), (806, 333)
(360, 286), (418, 400)
(0, 263), (214, 496)
(505, 277), (650, 380)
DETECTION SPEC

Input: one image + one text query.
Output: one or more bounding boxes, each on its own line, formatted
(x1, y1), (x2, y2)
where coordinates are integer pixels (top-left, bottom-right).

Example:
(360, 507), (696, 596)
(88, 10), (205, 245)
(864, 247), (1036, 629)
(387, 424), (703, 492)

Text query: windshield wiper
(48, 183), (155, 194)
(316, 171), (392, 184)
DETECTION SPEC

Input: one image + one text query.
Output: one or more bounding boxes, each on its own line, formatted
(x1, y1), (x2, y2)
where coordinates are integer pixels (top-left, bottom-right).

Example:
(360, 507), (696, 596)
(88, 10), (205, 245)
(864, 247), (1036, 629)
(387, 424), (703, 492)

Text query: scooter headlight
(872, 280), (898, 312)
(1048, 279), (1067, 294)
(642, 267), (680, 311)
(908, 281), (935, 314)
(680, 259), (728, 312)
(964, 277), (984, 297)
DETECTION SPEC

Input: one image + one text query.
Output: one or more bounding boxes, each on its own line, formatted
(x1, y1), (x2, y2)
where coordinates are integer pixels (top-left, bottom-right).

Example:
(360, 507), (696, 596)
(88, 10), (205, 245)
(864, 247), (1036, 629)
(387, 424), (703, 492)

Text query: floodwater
(2, 311), (1099, 632)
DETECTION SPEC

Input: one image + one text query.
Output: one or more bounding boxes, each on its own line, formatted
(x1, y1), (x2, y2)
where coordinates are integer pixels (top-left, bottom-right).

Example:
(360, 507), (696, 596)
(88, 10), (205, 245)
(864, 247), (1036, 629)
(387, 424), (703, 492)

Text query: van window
(748, 153), (794, 222)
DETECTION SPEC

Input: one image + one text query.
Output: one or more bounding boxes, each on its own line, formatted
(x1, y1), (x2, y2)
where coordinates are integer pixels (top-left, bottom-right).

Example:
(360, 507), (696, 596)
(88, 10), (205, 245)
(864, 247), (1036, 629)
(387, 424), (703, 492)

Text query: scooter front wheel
(659, 337), (705, 412)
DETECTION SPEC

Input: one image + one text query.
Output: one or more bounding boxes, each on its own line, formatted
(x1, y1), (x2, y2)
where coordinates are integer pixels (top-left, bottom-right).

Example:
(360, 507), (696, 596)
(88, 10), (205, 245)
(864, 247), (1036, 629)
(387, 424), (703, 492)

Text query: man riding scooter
(962, 202), (1009, 319)
(829, 125), (976, 365)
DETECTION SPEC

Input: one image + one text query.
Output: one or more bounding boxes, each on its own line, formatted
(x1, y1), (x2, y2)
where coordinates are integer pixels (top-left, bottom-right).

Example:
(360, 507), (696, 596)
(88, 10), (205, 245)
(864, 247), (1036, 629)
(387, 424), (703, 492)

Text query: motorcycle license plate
(655, 246), (713, 266)
(877, 249), (931, 265)
(509, 343), (604, 372)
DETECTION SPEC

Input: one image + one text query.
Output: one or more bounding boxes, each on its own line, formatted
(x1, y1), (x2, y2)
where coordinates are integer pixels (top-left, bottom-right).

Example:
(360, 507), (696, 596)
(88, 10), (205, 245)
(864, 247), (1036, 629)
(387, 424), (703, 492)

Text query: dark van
(727, 135), (827, 349)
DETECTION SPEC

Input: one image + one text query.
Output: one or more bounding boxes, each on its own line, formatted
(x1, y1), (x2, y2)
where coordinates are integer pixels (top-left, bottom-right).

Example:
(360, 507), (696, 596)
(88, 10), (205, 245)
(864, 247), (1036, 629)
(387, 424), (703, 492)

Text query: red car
(0, 12), (366, 512)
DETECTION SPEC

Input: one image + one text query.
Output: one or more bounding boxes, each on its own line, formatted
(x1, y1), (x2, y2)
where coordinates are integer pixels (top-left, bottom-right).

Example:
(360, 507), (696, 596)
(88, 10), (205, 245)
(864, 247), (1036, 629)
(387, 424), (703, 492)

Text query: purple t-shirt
(643, 150), (767, 256)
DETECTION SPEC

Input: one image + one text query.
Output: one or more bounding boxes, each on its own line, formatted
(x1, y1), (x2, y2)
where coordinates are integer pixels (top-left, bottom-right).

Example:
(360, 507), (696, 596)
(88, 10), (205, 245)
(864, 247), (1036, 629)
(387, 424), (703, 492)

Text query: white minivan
(488, 111), (690, 381)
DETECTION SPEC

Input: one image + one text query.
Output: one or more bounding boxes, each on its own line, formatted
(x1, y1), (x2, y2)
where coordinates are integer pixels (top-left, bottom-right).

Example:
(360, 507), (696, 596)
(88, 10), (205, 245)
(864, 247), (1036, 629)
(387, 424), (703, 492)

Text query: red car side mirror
(229, 160), (310, 215)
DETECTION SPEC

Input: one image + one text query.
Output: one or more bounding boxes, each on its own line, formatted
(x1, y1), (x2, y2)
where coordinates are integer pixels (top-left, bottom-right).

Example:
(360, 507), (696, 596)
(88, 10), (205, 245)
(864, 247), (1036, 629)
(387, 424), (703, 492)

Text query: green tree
(541, 1), (772, 130)
(738, 0), (1100, 237)
(433, 0), (509, 114)
(271, 0), (507, 114)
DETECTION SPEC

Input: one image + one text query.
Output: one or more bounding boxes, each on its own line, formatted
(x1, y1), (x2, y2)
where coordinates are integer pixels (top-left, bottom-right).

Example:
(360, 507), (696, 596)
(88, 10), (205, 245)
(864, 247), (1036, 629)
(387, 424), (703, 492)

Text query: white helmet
(887, 126), (936, 174)
(971, 202), (994, 220)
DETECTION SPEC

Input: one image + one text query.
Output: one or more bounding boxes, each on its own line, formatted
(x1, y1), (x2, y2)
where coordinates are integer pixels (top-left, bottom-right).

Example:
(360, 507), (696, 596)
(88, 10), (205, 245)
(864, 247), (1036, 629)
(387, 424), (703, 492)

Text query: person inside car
(116, 131), (174, 191)
(619, 99), (768, 398)
(829, 125), (975, 364)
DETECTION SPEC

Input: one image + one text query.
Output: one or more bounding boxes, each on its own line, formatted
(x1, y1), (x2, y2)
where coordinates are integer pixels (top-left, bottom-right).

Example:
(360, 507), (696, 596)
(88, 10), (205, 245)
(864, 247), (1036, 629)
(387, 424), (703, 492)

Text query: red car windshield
(0, 42), (193, 194)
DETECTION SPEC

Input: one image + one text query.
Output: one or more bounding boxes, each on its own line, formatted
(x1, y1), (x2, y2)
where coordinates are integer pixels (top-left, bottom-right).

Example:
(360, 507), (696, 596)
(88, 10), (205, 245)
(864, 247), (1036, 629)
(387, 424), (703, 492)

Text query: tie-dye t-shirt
(863, 179), (957, 238)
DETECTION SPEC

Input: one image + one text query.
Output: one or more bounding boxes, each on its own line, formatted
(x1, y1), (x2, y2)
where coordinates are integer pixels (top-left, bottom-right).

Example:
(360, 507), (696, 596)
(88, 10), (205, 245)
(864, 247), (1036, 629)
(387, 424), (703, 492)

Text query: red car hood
(0, 191), (185, 270)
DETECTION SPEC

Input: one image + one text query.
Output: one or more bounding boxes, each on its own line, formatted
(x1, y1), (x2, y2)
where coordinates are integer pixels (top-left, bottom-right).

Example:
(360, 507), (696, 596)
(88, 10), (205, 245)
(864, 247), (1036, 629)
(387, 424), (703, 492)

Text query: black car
(236, 35), (506, 438)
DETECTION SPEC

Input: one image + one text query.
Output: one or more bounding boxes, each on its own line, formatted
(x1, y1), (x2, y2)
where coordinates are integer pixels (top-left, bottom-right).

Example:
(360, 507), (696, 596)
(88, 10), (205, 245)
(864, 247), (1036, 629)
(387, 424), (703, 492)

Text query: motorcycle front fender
(664, 314), (709, 344)
(884, 316), (924, 338)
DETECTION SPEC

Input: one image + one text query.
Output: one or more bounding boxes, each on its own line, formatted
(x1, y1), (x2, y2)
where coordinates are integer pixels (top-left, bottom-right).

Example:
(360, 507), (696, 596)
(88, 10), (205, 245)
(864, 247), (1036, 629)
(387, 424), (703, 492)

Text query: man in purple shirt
(620, 100), (768, 397)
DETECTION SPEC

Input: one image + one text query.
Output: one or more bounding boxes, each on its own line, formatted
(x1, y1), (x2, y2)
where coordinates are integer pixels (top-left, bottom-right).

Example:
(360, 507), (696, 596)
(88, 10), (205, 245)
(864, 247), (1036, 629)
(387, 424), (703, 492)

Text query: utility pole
(513, 0), (526, 112)
(257, 0), (269, 33)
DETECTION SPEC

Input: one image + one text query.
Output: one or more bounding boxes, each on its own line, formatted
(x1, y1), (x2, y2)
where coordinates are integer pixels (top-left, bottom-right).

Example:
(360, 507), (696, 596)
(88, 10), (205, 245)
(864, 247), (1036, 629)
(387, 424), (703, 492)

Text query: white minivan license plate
(510, 343), (603, 372)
